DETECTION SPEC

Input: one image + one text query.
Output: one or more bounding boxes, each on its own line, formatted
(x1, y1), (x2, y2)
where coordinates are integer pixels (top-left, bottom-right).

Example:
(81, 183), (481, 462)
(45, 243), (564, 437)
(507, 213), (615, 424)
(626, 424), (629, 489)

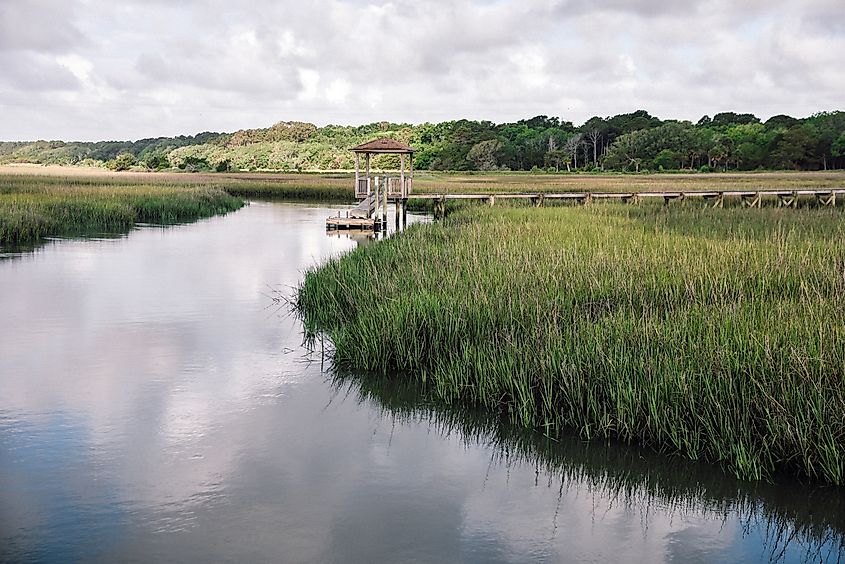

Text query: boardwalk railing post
(434, 195), (446, 219)
(382, 180), (388, 230)
(373, 176), (380, 220)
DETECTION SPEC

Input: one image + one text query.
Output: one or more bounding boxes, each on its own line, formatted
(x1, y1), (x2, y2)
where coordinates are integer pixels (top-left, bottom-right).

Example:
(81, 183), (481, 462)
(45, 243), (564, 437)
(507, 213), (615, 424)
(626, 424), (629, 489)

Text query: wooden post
(354, 153), (360, 196)
(365, 153), (371, 195)
(400, 153), (406, 199)
(402, 198), (408, 226)
(374, 180), (380, 220)
(488, 195), (496, 206)
(409, 153), (413, 196)
(382, 178), (388, 230)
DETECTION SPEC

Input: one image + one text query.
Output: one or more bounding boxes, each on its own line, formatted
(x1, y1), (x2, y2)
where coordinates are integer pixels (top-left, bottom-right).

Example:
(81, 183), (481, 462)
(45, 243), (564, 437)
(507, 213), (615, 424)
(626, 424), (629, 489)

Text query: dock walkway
(327, 188), (844, 230)
(411, 188), (844, 215)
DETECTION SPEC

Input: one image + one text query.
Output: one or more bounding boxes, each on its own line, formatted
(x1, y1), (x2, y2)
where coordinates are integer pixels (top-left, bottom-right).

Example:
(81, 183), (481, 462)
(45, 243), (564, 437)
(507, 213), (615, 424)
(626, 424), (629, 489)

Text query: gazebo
(351, 138), (415, 201)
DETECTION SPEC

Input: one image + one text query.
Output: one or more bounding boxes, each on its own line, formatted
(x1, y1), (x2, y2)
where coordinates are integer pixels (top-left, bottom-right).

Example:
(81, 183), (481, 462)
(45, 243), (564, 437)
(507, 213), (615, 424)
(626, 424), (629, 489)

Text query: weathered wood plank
(326, 217), (377, 229)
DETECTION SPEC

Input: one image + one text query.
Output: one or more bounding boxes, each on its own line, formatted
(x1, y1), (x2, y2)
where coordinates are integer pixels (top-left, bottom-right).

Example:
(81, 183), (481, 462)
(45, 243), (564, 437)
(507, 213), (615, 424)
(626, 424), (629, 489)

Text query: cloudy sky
(1, 0), (843, 141)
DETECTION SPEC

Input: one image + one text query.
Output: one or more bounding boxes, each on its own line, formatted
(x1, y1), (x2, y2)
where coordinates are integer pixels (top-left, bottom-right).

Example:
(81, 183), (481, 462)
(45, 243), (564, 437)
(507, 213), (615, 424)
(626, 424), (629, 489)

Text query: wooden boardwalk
(328, 188), (843, 230)
(411, 189), (844, 215)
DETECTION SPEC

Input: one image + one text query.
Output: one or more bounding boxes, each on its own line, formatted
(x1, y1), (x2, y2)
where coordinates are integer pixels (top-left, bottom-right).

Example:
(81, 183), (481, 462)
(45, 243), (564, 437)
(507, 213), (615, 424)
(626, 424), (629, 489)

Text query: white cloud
(0, 0), (843, 140)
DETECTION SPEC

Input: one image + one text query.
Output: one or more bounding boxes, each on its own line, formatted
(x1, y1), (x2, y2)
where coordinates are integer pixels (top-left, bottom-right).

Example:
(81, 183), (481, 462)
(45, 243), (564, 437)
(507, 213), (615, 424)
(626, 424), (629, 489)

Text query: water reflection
(0, 201), (842, 563)
(330, 372), (845, 563)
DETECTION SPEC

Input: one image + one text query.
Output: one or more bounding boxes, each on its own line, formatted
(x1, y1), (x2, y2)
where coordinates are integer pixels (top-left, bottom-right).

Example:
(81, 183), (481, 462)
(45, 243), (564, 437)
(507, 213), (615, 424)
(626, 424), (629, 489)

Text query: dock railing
(355, 178), (370, 199)
(410, 188), (843, 209)
(386, 177), (411, 199)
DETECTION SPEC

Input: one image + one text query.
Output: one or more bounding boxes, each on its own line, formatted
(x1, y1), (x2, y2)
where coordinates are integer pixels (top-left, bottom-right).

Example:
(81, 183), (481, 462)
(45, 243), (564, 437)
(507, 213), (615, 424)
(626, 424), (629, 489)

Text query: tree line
(2, 110), (844, 172)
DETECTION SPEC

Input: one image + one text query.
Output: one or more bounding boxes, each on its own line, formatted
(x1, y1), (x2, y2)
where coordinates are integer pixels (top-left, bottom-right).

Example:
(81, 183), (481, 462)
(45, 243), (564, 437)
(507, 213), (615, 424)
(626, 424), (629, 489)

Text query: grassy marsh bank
(0, 170), (359, 245)
(298, 204), (845, 484)
(0, 174), (243, 245)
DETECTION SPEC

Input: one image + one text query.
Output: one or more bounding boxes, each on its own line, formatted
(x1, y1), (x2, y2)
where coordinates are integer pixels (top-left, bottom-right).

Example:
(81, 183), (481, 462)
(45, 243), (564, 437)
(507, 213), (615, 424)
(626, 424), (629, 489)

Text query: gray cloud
(0, 52), (81, 91)
(0, 0), (842, 140)
(0, 0), (86, 52)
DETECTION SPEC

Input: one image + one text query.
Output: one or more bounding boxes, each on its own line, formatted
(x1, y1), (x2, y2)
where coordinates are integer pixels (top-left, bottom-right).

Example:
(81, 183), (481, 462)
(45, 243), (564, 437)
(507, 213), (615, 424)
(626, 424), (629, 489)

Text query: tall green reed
(298, 204), (845, 484)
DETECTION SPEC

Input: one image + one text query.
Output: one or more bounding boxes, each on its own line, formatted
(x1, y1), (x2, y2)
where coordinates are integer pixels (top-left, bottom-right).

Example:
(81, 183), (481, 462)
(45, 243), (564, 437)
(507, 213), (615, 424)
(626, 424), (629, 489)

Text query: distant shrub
(143, 153), (170, 170)
(105, 152), (137, 171)
(179, 156), (210, 172)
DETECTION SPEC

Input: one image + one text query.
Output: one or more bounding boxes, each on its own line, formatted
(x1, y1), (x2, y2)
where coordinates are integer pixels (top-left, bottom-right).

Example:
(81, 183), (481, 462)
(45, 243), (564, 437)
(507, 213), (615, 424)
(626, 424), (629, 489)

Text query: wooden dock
(326, 216), (380, 229)
(328, 180), (408, 231)
(328, 186), (844, 231)
(410, 189), (845, 215)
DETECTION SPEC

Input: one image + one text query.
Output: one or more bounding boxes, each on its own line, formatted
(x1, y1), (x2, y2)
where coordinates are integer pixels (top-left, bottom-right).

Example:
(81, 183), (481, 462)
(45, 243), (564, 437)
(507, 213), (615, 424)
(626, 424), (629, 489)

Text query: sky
(1, 0), (843, 141)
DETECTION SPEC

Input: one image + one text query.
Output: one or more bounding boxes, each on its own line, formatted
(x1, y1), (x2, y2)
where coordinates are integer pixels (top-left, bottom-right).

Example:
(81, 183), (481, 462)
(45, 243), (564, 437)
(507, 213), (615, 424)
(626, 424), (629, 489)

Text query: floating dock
(326, 216), (379, 229)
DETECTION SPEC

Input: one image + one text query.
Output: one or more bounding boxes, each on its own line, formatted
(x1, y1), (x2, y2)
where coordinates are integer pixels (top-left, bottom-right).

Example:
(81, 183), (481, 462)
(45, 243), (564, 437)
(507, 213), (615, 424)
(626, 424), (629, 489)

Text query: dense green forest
(3, 110), (845, 173)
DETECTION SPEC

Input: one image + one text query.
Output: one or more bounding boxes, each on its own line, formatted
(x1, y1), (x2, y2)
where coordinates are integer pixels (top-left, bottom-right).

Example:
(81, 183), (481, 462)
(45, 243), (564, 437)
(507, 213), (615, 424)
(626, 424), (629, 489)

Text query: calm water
(1, 202), (843, 563)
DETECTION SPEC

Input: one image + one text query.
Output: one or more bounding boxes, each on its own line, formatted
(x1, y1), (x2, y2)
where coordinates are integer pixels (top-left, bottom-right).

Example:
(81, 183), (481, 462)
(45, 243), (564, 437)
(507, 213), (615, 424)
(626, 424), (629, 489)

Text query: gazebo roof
(350, 137), (415, 154)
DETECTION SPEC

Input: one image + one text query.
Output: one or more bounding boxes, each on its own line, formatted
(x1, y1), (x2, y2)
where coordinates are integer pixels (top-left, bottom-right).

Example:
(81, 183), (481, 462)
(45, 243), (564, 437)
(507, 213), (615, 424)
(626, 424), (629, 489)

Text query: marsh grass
(0, 170), (359, 245)
(0, 174), (243, 245)
(298, 204), (845, 484)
